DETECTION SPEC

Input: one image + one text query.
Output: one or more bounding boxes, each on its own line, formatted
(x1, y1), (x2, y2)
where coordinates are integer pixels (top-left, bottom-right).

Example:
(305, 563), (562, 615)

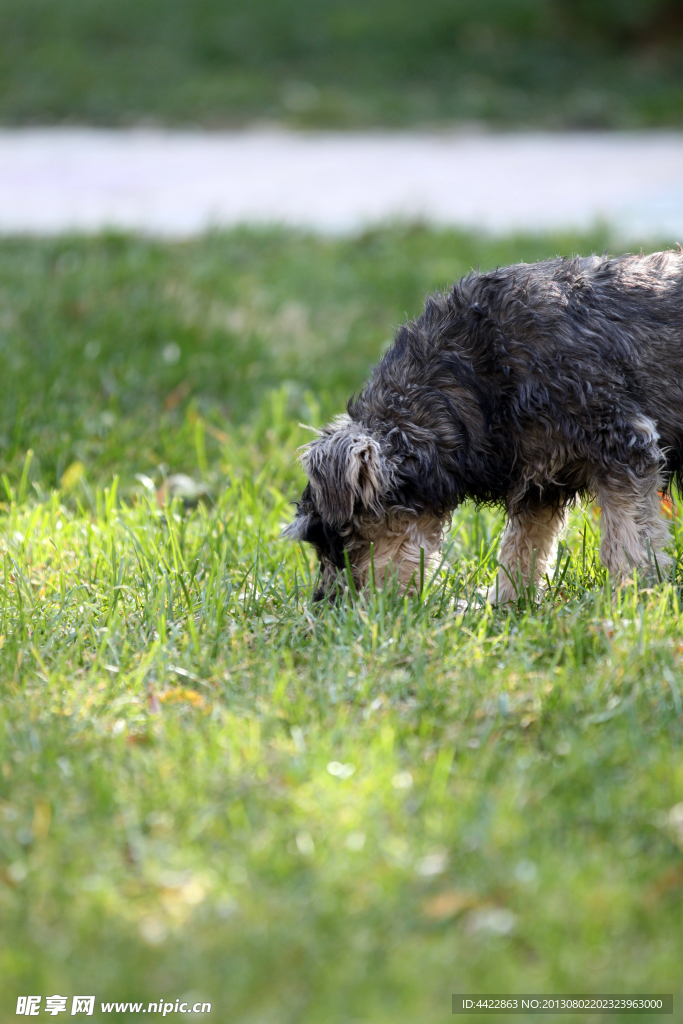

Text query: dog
(283, 249), (683, 602)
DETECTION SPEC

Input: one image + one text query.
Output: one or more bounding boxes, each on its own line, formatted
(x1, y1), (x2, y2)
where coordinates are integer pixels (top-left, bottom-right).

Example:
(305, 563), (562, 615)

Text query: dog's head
(282, 416), (444, 599)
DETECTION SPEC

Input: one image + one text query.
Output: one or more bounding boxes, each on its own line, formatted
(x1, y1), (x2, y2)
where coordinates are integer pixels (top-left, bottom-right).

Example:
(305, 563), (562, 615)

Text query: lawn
(1, 227), (683, 1022)
(2, 0), (683, 129)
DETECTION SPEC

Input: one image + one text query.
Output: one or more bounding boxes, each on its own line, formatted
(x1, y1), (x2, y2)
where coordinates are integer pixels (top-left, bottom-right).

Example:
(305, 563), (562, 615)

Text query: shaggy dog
(284, 250), (682, 602)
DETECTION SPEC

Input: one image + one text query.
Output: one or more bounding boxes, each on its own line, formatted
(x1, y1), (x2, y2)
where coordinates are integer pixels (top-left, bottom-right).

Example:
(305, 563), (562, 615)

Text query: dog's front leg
(597, 470), (672, 583)
(489, 504), (567, 604)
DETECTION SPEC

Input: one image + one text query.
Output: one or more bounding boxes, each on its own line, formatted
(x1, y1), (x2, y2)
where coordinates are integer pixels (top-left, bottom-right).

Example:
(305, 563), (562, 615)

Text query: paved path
(2, 127), (683, 238)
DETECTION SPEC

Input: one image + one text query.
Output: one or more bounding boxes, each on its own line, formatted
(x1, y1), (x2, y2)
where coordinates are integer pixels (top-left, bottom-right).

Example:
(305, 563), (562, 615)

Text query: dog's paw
(483, 582), (517, 605)
(485, 577), (548, 605)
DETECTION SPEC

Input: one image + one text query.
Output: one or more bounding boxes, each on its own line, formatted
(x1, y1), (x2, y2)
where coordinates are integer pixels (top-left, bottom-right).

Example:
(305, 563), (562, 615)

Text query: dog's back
(351, 249), (683, 502)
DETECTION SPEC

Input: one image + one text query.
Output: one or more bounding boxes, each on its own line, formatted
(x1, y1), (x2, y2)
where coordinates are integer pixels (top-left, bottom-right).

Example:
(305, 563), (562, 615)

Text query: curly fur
(284, 249), (683, 600)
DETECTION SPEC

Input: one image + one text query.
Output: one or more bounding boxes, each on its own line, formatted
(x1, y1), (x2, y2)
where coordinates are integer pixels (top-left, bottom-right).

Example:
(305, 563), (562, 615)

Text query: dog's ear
(302, 420), (389, 526)
(280, 514), (312, 541)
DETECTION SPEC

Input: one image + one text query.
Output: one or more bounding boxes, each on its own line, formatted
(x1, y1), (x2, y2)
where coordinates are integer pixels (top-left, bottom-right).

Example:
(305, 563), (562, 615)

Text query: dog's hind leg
(597, 470), (672, 583)
(490, 504), (568, 604)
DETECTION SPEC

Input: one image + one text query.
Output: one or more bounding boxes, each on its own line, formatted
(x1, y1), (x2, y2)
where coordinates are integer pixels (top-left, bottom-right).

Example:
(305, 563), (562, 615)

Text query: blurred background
(1, 0), (683, 129)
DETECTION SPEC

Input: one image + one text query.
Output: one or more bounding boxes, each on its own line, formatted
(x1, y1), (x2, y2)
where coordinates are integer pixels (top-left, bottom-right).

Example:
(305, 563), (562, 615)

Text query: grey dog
(284, 249), (681, 601)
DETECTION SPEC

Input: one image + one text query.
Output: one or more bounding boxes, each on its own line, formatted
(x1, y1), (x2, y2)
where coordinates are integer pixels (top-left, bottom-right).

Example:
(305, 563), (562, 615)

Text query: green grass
(2, 0), (683, 128)
(1, 228), (683, 1022)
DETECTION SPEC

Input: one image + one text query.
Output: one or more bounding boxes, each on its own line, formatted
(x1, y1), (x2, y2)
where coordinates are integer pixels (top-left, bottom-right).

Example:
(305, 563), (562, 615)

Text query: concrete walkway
(2, 127), (683, 239)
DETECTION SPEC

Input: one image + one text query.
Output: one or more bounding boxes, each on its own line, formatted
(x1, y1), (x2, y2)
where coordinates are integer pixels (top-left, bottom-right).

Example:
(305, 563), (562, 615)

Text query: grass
(1, 227), (683, 1022)
(2, 0), (683, 129)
